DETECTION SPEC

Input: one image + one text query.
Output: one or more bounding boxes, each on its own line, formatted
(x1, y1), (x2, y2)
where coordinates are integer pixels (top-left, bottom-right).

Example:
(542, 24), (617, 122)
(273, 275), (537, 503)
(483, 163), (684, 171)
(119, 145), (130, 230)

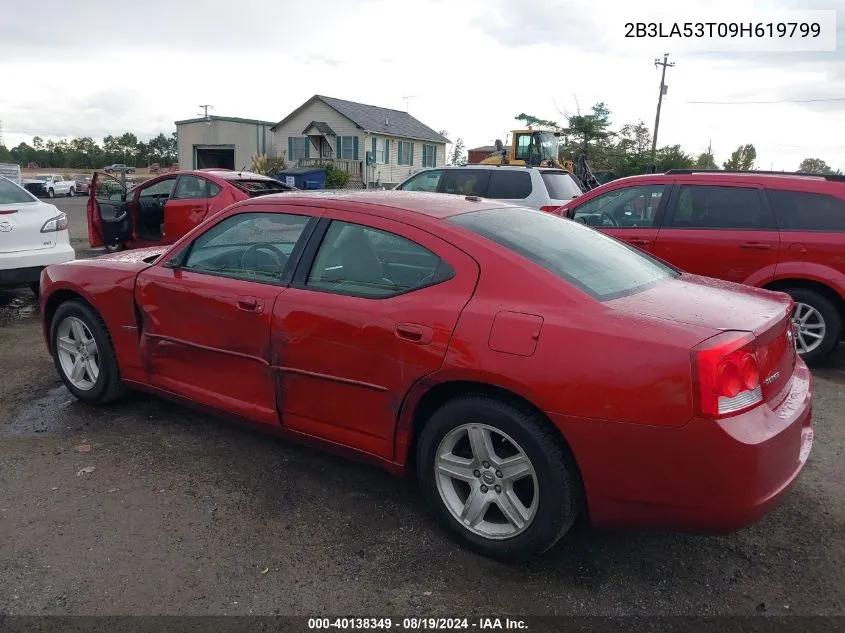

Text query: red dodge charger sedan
(40, 190), (813, 561)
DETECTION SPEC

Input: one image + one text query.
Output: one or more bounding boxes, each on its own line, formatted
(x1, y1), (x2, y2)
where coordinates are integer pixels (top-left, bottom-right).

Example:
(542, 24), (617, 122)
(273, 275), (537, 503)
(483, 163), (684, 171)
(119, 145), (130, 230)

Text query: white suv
(394, 165), (583, 211)
(0, 176), (75, 294)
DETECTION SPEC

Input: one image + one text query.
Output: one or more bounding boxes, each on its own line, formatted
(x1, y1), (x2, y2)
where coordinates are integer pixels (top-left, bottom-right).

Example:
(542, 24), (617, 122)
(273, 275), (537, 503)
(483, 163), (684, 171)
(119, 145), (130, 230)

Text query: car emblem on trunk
(0, 222), (12, 232)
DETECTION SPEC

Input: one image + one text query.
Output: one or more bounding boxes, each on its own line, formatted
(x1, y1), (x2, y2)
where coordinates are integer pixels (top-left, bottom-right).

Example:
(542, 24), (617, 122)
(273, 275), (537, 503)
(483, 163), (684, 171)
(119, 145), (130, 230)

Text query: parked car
(40, 191), (812, 561)
(87, 169), (297, 252)
(70, 174), (92, 195)
(394, 165), (583, 211)
(22, 174), (76, 198)
(0, 176), (74, 294)
(555, 169), (845, 363)
(104, 164), (135, 174)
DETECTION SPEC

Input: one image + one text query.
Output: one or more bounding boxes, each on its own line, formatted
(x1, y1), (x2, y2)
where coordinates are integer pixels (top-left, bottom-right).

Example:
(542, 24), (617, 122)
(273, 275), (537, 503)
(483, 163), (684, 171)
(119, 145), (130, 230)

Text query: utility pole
(401, 95), (417, 112)
(650, 53), (675, 165)
(198, 104), (213, 119)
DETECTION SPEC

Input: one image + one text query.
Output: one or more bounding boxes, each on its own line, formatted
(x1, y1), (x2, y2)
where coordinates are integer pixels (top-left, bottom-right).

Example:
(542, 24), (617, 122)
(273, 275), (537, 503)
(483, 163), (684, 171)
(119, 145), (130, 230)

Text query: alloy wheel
(55, 316), (100, 391)
(792, 302), (826, 355)
(435, 423), (539, 540)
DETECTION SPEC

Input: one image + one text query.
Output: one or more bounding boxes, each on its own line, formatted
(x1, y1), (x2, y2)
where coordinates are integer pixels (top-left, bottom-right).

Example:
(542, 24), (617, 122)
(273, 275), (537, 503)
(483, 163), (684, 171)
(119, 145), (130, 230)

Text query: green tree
(798, 157), (833, 174)
(0, 145), (13, 163)
(514, 113), (561, 129)
(449, 138), (466, 166)
(608, 121), (651, 176)
(654, 144), (694, 172)
(723, 144), (756, 170)
(564, 102), (613, 161)
(695, 151), (717, 169)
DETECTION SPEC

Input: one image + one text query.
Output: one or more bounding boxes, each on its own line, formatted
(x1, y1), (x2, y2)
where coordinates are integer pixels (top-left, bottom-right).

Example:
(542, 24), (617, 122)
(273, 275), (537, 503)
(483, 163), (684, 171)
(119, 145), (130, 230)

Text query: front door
(271, 211), (480, 459)
(86, 172), (131, 249)
(135, 209), (318, 424)
(652, 182), (780, 284)
(163, 174), (215, 243)
(569, 183), (670, 253)
(133, 176), (178, 244)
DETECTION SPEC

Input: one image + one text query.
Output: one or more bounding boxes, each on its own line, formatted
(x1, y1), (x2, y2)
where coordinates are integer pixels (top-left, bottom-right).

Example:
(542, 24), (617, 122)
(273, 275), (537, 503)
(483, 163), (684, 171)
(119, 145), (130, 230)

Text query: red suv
(557, 169), (845, 363)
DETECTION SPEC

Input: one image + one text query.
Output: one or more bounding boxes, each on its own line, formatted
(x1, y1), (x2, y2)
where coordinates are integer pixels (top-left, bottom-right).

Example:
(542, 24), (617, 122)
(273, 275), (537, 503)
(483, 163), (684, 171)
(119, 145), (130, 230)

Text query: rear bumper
(553, 359), (813, 533)
(0, 243), (75, 288)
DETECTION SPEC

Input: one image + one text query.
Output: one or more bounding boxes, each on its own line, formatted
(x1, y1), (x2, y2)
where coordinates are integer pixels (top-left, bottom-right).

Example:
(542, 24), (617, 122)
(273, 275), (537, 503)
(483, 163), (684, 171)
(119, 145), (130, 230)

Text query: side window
(486, 170), (532, 199)
(768, 189), (845, 232)
(573, 185), (667, 228)
(306, 221), (454, 298)
(669, 185), (770, 230)
(399, 170), (443, 192)
(182, 212), (311, 282)
(440, 170), (488, 196)
(207, 181), (222, 197)
(140, 178), (176, 199)
(514, 134), (532, 161)
(172, 175), (208, 199)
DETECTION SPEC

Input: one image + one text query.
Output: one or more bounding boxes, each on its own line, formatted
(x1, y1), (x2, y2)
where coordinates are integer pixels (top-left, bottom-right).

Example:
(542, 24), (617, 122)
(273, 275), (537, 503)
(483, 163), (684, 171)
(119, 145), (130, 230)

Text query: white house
(270, 95), (450, 188)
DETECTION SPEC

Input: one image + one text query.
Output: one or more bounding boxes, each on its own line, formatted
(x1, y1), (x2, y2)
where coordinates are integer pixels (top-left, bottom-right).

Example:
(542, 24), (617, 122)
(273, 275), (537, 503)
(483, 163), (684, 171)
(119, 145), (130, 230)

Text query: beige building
(175, 116), (275, 171)
(270, 95), (450, 187)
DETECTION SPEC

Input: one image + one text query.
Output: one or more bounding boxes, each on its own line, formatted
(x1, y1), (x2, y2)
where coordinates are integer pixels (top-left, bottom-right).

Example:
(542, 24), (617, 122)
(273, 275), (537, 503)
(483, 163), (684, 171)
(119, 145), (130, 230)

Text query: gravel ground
(0, 195), (843, 617)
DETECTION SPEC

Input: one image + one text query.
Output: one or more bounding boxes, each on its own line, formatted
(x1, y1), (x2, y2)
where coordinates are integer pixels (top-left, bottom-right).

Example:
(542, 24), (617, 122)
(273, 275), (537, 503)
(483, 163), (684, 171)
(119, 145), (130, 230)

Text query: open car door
(87, 172), (132, 250)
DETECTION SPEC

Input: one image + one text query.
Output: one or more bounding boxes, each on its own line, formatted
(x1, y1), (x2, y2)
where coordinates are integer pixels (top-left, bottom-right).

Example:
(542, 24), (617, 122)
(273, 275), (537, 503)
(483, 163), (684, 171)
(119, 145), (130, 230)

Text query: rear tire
(416, 395), (582, 562)
(68, 188), (75, 197)
(47, 189), (54, 198)
(50, 300), (127, 405)
(785, 287), (842, 364)
(104, 239), (124, 253)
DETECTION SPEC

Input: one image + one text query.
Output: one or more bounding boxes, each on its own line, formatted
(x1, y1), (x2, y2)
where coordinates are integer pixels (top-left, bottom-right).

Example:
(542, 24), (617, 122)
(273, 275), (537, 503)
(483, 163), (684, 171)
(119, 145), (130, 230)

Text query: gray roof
(272, 95), (450, 144)
(175, 115), (275, 126)
(302, 120), (336, 136)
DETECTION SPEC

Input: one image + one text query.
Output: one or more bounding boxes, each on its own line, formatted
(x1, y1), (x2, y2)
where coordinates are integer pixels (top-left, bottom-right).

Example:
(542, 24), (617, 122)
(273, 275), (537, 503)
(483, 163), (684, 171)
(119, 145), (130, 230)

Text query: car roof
(190, 169), (276, 181)
(609, 171), (845, 187)
(415, 164), (569, 173)
(237, 190), (507, 220)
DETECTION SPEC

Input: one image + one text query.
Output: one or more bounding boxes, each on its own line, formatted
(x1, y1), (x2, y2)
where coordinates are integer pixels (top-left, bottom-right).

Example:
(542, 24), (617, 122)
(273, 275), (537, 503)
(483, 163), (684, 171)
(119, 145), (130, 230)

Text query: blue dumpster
(275, 167), (327, 190)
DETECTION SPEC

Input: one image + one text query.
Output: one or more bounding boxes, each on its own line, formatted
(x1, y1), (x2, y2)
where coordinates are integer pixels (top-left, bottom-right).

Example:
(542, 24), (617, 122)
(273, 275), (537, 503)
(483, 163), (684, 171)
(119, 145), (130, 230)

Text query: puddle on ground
(0, 290), (38, 325)
(2, 386), (78, 437)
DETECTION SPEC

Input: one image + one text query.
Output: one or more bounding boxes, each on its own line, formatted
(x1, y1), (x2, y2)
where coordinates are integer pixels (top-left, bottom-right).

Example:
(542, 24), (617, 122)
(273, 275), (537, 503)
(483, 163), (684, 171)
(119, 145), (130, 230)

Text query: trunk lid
(0, 201), (58, 253)
(607, 273), (796, 408)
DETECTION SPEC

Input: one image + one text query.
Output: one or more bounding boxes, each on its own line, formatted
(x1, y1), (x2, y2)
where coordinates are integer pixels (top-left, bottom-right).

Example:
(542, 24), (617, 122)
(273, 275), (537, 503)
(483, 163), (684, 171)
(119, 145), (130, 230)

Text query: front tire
(47, 188), (54, 198)
(416, 395), (582, 562)
(68, 187), (75, 197)
(50, 300), (127, 404)
(786, 288), (842, 364)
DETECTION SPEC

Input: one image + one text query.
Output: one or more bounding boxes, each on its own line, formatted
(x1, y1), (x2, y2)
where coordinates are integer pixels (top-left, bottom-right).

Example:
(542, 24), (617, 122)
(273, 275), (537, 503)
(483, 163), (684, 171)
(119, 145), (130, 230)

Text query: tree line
(515, 104), (842, 177)
(0, 132), (178, 170)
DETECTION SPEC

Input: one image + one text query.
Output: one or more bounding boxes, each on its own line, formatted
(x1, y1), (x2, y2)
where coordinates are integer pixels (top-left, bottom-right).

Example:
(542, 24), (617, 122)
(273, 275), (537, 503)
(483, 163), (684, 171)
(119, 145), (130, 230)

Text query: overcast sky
(1, 0), (842, 171)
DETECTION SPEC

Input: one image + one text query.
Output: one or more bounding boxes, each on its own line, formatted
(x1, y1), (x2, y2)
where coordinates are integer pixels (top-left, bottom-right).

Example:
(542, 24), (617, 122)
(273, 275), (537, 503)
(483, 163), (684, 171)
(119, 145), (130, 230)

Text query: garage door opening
(195, 147), (235, 170)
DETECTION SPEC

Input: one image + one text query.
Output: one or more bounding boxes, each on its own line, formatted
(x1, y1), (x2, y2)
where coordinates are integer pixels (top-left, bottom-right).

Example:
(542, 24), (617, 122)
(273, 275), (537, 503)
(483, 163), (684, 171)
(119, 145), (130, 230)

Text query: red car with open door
(87, 169), (296, 252)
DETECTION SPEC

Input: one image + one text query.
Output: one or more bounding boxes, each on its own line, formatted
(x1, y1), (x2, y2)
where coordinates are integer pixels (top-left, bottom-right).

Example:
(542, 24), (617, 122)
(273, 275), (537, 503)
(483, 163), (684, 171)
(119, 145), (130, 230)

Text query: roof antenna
(402, 95), (417, 112)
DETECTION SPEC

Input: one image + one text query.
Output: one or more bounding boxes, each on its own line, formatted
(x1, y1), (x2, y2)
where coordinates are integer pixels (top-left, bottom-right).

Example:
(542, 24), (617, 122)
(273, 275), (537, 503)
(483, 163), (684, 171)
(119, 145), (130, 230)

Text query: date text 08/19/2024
(307, 617), (528, 630)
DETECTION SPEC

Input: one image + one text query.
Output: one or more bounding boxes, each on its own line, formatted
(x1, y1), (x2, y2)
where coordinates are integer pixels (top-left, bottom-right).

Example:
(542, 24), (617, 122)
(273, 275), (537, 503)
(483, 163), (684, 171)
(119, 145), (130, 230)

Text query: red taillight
(692, 332), (763, 418)
(540, 205), (562, 214)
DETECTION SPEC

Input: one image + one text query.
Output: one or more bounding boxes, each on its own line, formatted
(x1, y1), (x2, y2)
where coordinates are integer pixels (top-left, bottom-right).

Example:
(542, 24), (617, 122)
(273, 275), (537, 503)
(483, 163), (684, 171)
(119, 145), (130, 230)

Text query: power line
(685, 96), (845, 105)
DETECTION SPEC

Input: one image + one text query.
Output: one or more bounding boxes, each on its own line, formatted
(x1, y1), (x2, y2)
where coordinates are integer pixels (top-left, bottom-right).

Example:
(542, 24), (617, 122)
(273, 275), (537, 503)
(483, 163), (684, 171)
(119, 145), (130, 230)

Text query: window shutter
(410, 143), (414, 166)
(372, 137), (376, 160)
(288, 137), (293, 160)
(304, 137), (310, 159)
(385, 139), (389, 164)
(353, 136), (359, 160)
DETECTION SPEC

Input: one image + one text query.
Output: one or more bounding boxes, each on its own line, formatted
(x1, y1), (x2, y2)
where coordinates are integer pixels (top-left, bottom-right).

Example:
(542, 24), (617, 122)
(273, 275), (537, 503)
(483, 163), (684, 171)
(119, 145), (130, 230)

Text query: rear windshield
(448, 206), (678, 300)
(231, 179), (295, 197)
(541, 171), (583, 201)
(0, 178), (37, 204)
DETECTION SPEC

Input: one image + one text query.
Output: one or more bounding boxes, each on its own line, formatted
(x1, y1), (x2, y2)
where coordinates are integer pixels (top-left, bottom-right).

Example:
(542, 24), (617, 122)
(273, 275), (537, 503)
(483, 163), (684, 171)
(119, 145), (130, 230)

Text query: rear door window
(767, 189), (845, 232)
(540, 171), (583, 201)
(486, 170), (532, 199)
(439, 170), (490, 196)
(0, 178), (37, 204)
(669, 185), (773, 230)
(398, 170), (443, 192)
